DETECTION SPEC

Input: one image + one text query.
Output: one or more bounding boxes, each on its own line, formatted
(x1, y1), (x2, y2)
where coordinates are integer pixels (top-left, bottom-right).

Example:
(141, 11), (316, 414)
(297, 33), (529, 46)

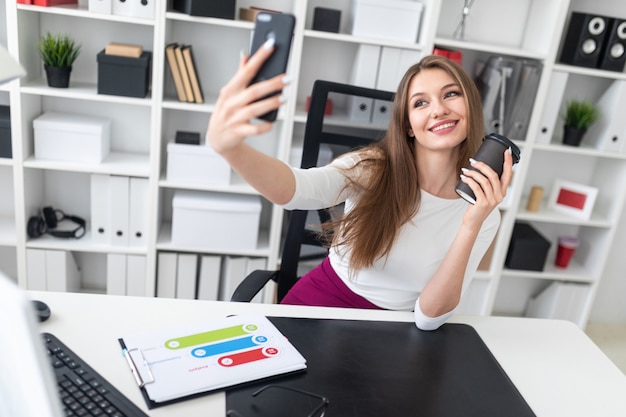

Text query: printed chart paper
(118, 314), (307, 404)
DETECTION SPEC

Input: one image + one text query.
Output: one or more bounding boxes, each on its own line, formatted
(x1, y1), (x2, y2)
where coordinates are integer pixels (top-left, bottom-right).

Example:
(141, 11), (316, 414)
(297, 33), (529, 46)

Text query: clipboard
(118, 313), (307, 409)
(226, 318), (536, 417)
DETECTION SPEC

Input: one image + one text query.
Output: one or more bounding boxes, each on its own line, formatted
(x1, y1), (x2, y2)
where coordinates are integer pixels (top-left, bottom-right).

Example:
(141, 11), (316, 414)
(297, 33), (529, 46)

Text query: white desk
(30, 291), (626, 417)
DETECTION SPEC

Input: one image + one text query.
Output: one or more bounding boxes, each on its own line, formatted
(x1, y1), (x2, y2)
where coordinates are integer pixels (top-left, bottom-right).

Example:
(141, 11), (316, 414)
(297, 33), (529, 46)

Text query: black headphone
(27, 206), (86, 239)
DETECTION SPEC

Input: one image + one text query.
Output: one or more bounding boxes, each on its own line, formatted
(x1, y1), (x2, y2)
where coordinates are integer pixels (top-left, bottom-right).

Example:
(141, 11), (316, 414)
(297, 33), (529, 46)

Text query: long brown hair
(329, 55), (485, 271)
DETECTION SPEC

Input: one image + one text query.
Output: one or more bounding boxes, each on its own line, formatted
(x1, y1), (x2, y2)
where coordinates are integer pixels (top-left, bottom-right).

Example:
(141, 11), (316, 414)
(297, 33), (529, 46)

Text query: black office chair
(230, 80), (395, 303)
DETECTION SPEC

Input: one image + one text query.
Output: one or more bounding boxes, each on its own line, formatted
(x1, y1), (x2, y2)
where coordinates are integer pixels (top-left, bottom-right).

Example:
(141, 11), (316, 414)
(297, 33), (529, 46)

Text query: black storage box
(505, 222), (551, 271)
(313, 7), (341, 33)
(97, 50), (152, 98)
(172, 0), (235, 19)
(0, 106), (11, 158)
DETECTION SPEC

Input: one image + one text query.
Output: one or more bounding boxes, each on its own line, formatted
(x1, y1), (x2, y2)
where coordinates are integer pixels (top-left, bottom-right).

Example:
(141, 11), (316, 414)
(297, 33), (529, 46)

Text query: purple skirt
(280, 257), (383, 310)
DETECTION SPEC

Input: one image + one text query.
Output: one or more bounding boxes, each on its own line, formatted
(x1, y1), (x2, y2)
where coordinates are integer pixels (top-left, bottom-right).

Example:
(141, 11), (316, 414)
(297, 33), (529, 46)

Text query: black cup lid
(485, 133), (521, 164)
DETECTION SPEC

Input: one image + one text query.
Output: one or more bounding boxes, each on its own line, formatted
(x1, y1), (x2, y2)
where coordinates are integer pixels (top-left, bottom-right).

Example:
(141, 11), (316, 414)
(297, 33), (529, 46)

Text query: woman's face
(406, 67), (468, 153)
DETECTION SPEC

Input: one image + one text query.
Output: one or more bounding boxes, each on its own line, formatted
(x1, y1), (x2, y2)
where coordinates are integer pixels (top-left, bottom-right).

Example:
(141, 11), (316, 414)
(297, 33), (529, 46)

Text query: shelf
(502, 259), (594, 284)
(156, 223), (271, 257)
(17, 3), (156, 26)
(533, 143), (626, 160)
(26, 231), (148, 255)
(159, 174), (259, 195)
(162, 98), (217, 113)
(23, 152), (151, 177)
(0, 157), (12, 167)
(305, 29), (427, 51)
(516, 206), (612, 228)
(21, 79), (153, 106)
(553, 63), (626, 81)
(434, 37), (546, 60)
(165, 10), (254, 30)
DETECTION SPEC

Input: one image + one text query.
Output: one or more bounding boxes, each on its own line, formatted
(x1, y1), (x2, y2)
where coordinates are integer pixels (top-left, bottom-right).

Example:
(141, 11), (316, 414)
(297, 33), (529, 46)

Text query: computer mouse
(31, 300), (51, 322)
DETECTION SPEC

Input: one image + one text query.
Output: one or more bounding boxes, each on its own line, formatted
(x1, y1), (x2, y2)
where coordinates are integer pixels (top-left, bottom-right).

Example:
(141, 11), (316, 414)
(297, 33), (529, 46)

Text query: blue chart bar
(191, 336), (258, 358)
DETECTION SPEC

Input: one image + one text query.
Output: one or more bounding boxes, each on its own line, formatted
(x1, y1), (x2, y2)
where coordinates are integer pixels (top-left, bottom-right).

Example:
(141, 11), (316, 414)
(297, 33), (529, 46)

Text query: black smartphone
(249, 12), (296, 122)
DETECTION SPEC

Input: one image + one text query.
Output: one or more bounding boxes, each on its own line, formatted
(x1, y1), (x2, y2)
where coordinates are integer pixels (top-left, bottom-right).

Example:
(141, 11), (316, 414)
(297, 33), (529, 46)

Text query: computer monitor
(0, 273), (63, 417)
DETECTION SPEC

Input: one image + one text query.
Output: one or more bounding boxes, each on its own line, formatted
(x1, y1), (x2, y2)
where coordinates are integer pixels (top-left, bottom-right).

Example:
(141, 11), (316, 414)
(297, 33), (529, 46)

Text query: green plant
(562, 99), (601, 131)
(38, 32), (81, 68)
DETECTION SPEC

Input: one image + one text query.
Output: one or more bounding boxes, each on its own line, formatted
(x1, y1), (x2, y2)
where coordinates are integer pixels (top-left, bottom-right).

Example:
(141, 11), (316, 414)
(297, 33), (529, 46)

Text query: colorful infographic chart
(165, 323), (280, 366)
(119, 314), (307, 404)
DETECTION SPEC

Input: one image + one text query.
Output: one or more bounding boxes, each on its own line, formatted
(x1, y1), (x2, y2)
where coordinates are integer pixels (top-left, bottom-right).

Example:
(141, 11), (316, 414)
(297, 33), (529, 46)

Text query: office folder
(347, 44), (380, 121)
(219, 256), (248, 301)
(156, 252), (178, 298)
(0, 44), (25, 84)
(106, 253), (127, 295)
(476, 56), (541, 141)
(197, 255), (221, 301)
(26, 248), (47, 290)
(584, 79), (626, 152)
(90, 173), (111, 244)
(110, 175), (130, 246)
(126, 255), (147, 296)
(227, 318), (536, 417)
(129, 177), (149, 247)
(536, 70), (569, 145)
(45, 250), (80, 292)
(118, 313), (307, 408)
(175, 253), (198, 300)
(505, 59), (542, 141)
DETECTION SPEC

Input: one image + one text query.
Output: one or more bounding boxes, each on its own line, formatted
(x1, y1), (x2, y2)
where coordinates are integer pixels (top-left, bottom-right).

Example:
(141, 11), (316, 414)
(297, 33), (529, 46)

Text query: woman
(207, 39), (513, 330)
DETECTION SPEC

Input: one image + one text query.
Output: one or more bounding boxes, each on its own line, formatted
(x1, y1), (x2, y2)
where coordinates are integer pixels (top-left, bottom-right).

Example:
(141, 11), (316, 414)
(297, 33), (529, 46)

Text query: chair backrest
(276, 80), (395, 301)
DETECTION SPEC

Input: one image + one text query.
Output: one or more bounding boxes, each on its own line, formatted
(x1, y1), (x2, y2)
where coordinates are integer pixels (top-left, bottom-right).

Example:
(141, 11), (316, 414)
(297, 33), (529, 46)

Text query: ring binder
(122, 347), (155, 388)
(118, 314), (306, 408)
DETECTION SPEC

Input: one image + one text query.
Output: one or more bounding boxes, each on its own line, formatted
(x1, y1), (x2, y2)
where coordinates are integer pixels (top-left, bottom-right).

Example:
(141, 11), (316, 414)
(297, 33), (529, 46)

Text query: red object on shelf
(16, 0), (34, 4)
(306, 96), (333, 115)
(31, 0), (77, 6)
(432, 47), (463, 66)
(555, 236), (579, 268)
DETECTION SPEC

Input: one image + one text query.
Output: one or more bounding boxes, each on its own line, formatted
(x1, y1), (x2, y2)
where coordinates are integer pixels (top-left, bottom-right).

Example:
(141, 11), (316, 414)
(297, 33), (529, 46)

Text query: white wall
(590, 207), (626, 323)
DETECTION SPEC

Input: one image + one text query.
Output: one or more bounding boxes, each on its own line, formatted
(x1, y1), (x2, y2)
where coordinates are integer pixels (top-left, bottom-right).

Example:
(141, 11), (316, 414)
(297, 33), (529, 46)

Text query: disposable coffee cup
(455, 133), (521, 204)
(555, 235), (579, 268)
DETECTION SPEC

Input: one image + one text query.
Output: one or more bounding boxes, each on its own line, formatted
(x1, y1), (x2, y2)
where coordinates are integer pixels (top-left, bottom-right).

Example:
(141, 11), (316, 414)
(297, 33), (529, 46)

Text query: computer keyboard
(42, 332), (149, 417)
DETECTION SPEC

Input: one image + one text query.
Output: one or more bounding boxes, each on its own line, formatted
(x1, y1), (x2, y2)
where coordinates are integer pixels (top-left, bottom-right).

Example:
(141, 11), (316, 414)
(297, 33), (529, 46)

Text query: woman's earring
(408, 129), (414, 137)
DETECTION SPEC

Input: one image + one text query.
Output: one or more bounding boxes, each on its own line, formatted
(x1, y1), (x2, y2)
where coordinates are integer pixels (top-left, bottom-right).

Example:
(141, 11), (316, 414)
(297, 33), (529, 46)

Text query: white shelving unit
(1, 0), (624, 328)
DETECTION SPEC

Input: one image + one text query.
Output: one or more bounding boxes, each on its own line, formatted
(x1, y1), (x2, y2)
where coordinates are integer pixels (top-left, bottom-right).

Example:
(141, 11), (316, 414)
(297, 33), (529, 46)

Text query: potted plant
(561, 99), (600, 147)
(38, 32), (81, 88)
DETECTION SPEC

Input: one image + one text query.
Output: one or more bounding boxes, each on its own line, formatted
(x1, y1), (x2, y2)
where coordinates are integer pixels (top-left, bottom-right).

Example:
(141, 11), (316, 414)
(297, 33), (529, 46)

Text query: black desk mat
(226, 317), (536, 417)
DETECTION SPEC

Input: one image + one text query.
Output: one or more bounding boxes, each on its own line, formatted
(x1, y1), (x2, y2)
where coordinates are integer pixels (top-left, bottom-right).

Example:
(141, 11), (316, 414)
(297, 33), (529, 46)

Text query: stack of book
(165, 43), (204, 103)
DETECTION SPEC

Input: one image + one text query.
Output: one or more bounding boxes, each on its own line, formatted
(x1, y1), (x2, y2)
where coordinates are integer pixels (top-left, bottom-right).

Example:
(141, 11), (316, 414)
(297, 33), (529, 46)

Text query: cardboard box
(33, 112), (111, 163)
(505, 222), (552, 271)
(166, 142), (231, 185)
(173, 0), (235, 19)
(97, 50), (151, 98)
(172, 191), (262, 251)
(0, 106), (11, 158)
(351, 0), (423, 43)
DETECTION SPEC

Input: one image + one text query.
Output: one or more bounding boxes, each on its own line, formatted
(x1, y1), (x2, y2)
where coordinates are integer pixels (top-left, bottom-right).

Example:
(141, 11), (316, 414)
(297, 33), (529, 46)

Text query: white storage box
(351, 0), (424, 43)
(166, 142), (231, 185)
(172, 191), (262, 251)
(33, 112), (111, 163)
(89, 0), (112, 14)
